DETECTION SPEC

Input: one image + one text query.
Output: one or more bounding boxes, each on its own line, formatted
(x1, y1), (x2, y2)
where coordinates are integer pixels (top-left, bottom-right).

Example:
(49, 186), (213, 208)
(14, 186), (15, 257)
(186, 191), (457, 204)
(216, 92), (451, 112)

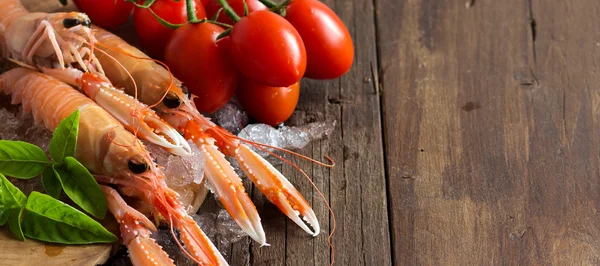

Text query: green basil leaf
(0, 173), (27, 225)
(0, 211), (7, 226)
(55, 157), (106, 219)
(0, 141), (51, 178)
(21, 192), (117, 244)
(8, 206), (25, 241)
(42, 166), (61, 199)
(49, 110), (79, 164)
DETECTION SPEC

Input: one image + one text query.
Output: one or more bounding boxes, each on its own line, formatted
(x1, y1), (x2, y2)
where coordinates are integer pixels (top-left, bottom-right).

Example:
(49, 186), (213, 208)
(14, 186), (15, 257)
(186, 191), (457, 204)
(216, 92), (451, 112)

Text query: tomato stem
(126, 0), (156, 8)
(257, 0), (277, 8)
(217, 0), (241, 22)
(188, 17), (232, 28)
(216, 27), (232, 40)
(211, 8), (224, 21)
(149, 8), (183, 29)
(243, 0), (249, 16)
(259, 0), (290, 16)
(185, 0), (199, 22)
(209, 20), (233, 28)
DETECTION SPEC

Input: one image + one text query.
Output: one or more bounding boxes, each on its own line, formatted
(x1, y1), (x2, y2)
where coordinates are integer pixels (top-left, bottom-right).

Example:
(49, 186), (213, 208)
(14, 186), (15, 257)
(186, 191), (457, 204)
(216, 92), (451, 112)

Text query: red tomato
(73, 0), (133, 29)
(134, 0), (206, 59)
(165, 23), (238, 113)
(229, 10), (306, 87)
(285, 0), (354, 79)
(237, 79), (300, 126)
(203, 0), (267, 25)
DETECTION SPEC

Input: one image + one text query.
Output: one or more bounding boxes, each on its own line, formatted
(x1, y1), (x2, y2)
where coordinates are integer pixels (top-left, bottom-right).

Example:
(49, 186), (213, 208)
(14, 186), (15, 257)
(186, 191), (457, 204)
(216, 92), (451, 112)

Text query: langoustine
(0, 67), (228, 265)
(0, 0), (192, 157)
(92, 27), (321, 237)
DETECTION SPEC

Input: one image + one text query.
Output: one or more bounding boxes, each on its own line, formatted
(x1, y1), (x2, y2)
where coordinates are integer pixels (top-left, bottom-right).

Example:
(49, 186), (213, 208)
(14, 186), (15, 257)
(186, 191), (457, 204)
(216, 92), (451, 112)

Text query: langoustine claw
(42, 67), (193, 157)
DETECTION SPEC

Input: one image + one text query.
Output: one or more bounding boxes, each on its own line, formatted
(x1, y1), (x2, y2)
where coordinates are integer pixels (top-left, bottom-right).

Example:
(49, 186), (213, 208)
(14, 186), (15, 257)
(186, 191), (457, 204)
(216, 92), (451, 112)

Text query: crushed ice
(145, 140), (205, 187)
(237, 121), (336, 158)
(214, 100), (249, 135)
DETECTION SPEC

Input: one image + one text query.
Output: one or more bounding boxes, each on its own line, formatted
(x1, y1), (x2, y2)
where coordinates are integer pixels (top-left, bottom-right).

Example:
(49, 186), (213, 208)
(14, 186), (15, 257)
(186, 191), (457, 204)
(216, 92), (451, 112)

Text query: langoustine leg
(0, 67), (228, 266)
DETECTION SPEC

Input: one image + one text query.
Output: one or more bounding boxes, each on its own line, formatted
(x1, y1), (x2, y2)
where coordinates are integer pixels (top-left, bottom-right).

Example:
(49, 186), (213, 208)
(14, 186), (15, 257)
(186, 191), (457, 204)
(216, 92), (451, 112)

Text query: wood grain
(378, 0), (600, 265)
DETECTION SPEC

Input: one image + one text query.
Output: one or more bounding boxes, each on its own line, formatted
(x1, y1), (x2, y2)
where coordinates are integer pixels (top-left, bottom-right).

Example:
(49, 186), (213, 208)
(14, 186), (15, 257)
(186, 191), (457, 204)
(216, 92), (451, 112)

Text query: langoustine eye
(63, 17), (91, 28)
(128, 159), (149, 174)
(162, 92), (181, 108)
(63, 18), (81, 28)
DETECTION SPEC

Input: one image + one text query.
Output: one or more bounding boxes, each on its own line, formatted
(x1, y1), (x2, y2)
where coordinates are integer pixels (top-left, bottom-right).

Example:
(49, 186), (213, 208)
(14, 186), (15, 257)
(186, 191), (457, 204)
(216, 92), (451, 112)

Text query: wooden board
(379, 0), (600, 265)
(0, 230), (111, 266)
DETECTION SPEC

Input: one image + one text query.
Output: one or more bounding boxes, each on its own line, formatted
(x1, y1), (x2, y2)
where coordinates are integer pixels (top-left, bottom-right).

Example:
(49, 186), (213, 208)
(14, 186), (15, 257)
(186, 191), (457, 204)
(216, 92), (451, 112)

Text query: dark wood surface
(13, 0), (600, 265)
(379, 0), (600, 265)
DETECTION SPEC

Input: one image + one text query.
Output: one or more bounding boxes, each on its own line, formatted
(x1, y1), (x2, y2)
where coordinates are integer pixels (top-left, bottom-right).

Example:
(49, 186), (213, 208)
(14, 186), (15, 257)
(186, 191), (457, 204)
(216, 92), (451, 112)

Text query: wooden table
(11, 0), (600, 265)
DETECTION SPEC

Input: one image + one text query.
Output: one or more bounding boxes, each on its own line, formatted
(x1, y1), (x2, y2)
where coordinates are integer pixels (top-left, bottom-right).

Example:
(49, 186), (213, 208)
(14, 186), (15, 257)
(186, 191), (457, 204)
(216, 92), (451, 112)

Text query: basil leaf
(49, 110), (79, 164)
(8, 206), (25, 241)
(0, 141), (51, 178)
(42, 166), (61, 199)
(55, 157), (106, 219)
(21, 192), (117, 244)
(0, 210), (7, 226)
(0, 174), (27, 225)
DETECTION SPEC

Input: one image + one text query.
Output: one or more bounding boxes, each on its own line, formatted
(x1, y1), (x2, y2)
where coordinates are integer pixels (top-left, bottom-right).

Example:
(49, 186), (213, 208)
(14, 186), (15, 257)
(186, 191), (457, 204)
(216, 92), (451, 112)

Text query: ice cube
(215, 101), (249, 135)
(146, 140), (206, 188)
(216, 209), (247, 248)
(23, 125), (52, 153)
(237, 120), (336, 158)
(280, 125), (310, 150)
(300, 120), (337, 140)
(204, 179), (218, 201)
(237, 123), (285, 157)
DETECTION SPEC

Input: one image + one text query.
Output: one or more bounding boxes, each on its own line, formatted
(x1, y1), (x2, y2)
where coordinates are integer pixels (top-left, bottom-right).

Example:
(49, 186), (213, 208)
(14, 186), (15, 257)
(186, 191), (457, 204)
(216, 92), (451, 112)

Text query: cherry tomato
(203, 0), (267, 25)
(237, 78), (300, 126)
(229, 10), (306, 87)
(134, 0), (206, 59)
(165, 23), (238, 113)
(73, 0), (133, 29)
(285, 0), (354, 79)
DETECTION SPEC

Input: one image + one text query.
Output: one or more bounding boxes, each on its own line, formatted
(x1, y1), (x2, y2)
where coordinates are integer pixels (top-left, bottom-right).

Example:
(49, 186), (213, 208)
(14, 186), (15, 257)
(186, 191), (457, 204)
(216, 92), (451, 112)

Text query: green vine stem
(186, 0), (199, 22)
(243, 0), (249, 16)
(217, 0), (241, 22)
(258, 0), (277, 8)
(126, 0), (156, 9)
(258, 0), (291, 16)
(216, 27), (232, 40)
